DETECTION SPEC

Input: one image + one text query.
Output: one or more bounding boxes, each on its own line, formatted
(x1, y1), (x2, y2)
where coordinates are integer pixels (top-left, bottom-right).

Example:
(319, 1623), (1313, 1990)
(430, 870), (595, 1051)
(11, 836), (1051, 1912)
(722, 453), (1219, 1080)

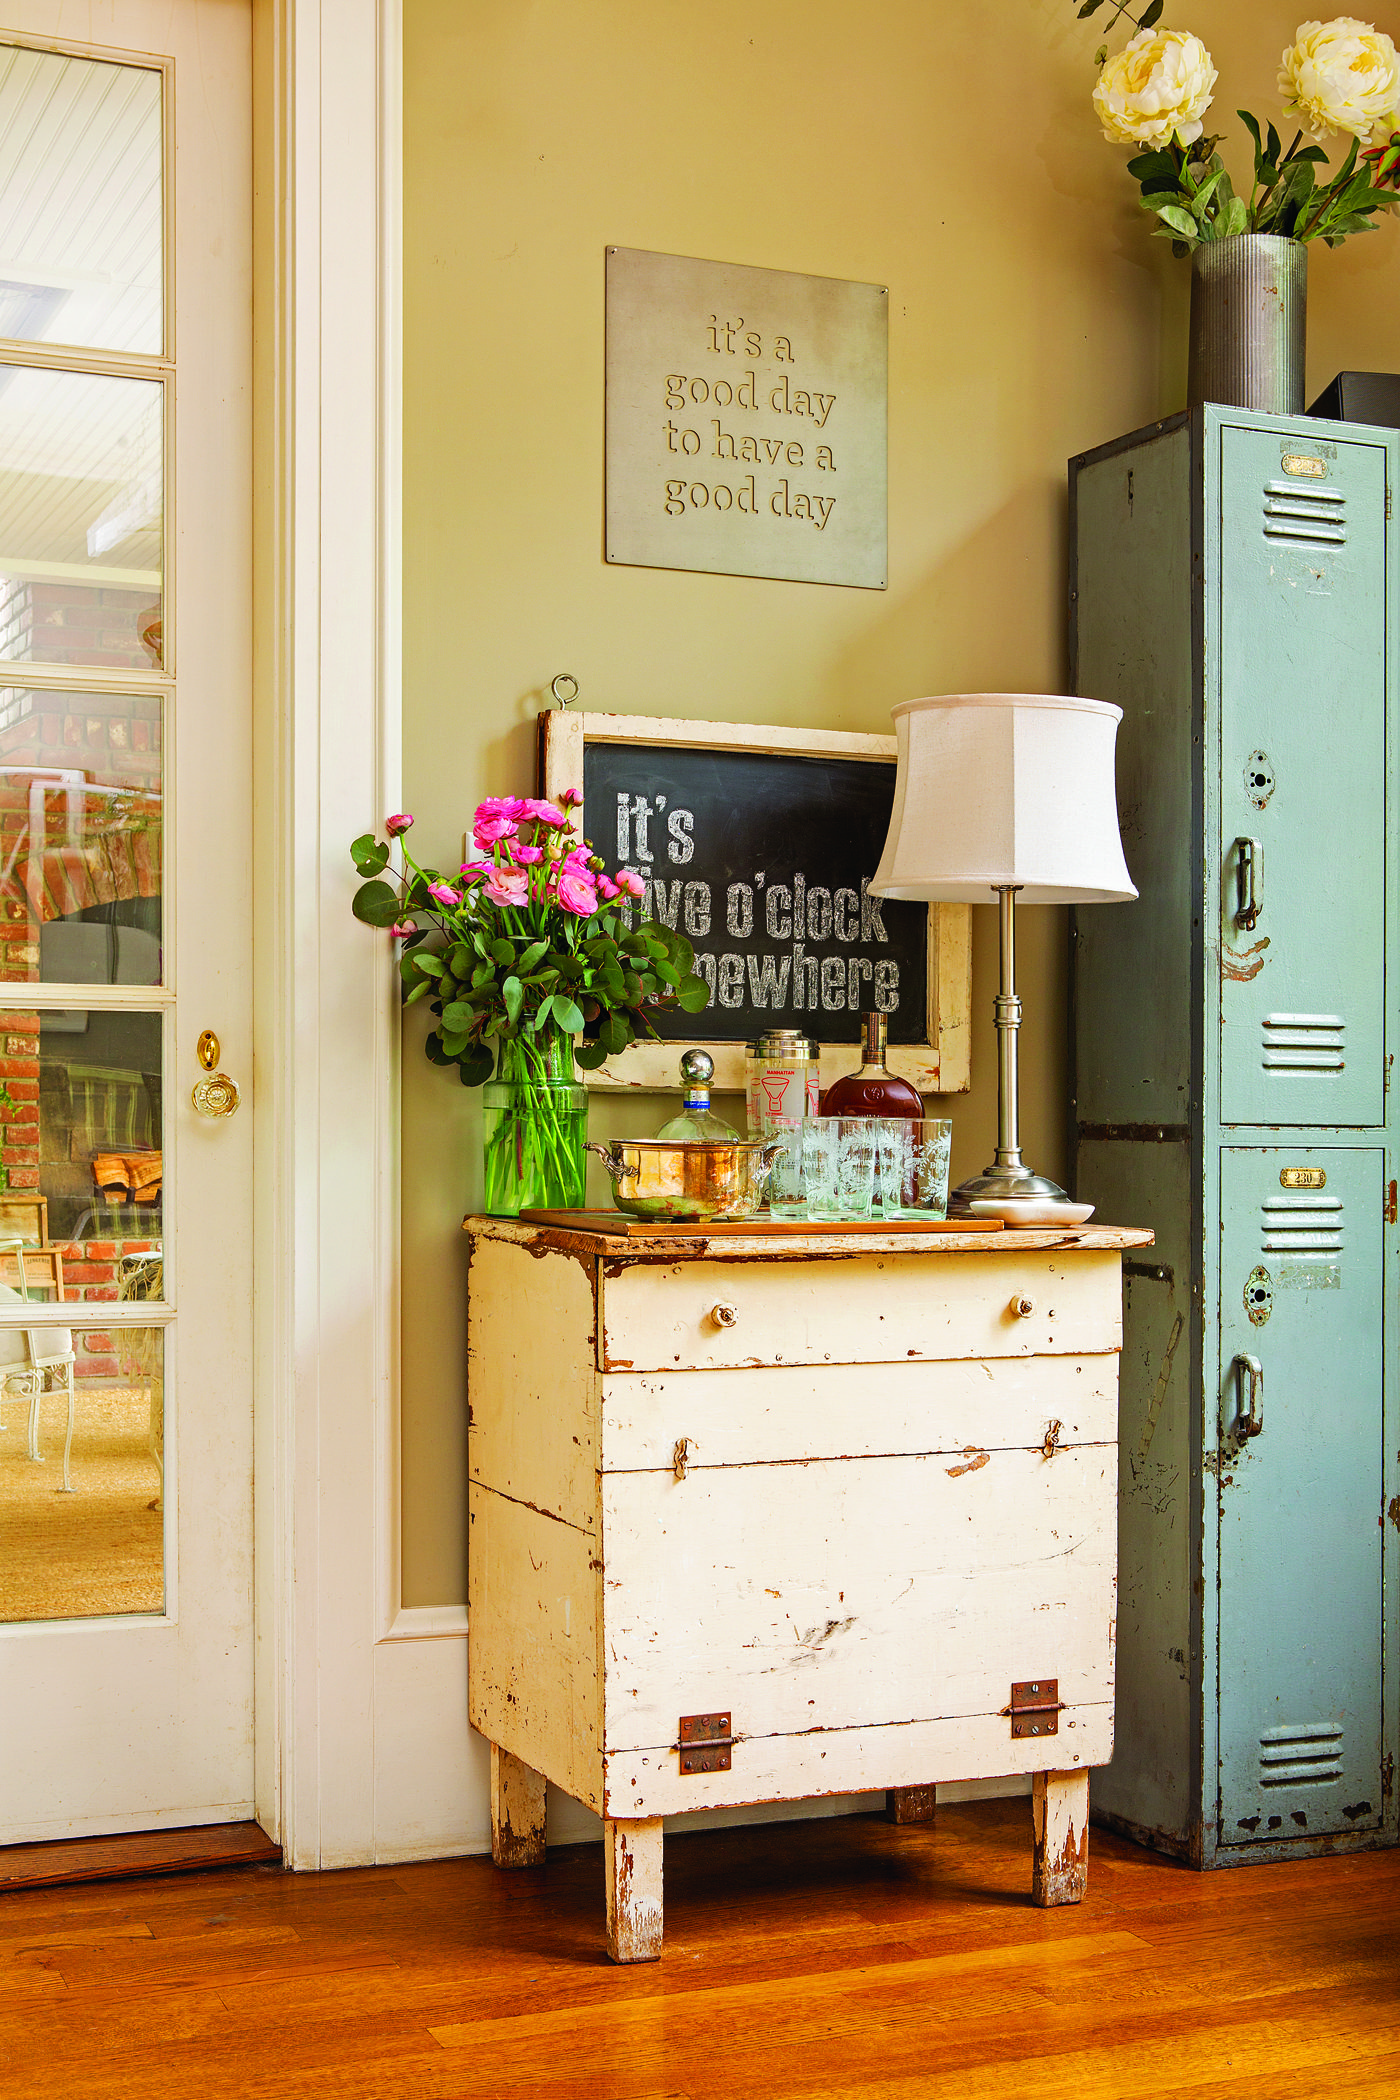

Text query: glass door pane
(0, 365), (163, 670)
(0, 43), (162, 356)
(0, 684), (162, 984)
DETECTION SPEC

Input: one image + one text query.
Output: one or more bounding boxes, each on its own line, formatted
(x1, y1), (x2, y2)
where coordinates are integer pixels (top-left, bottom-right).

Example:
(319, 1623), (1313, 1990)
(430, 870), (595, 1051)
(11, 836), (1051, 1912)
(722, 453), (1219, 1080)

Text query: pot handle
(754, 1137), (785, 1194)
(584, 1140), (625, 1184)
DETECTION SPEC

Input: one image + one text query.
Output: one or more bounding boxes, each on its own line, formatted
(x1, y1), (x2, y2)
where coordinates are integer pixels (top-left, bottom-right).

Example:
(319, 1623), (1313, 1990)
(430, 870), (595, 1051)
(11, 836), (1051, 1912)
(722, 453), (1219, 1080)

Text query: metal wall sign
(605, 247), (887, 591)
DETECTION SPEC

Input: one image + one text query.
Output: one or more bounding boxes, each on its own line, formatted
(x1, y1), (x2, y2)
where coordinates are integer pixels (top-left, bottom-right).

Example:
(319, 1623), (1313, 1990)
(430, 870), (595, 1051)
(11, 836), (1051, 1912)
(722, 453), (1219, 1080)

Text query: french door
(0, 3), (254, 1840)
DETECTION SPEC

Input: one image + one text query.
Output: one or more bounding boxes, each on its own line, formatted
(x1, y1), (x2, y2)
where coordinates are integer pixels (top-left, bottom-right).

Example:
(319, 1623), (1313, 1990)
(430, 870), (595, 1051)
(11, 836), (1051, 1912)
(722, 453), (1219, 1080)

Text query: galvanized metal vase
(1187, 235), (1307, 414)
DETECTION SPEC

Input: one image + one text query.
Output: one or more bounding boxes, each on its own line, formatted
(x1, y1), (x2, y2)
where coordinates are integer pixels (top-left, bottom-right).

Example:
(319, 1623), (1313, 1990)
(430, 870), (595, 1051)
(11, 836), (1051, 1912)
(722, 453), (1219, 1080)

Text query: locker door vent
(1261, 1195), (1344, 1257)
(1258, 1722), (1344, 1787)
(1263, 480), (1347, 546)
(1262, 1012), (1345, 1074)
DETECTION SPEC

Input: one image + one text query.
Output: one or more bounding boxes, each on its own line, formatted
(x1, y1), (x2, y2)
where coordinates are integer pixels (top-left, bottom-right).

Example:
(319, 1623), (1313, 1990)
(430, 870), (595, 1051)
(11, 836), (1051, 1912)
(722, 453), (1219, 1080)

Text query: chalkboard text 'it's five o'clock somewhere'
(611, 789), (900, 1018)
(662, 319), (838, 532)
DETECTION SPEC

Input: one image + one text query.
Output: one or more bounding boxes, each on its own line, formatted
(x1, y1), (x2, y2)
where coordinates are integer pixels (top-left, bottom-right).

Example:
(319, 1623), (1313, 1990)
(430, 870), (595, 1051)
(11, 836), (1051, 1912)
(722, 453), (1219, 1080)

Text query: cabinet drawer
(598, 1250), (1122, 1373)
(599, 1445), (1117, 1754)
(602, 1354), (1116, 1472)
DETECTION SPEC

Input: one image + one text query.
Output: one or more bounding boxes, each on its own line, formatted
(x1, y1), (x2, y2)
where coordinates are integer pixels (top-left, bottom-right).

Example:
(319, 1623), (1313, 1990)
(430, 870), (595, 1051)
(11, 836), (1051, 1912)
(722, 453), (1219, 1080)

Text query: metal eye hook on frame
(549, 673), (579, 710)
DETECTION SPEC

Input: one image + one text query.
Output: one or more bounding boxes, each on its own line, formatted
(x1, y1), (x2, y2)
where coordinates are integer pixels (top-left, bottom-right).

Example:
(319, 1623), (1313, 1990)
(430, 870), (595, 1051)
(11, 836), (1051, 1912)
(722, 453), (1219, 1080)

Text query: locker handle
(1234, 837), (1263, 931)
(1233, 1353), (1265, 1439)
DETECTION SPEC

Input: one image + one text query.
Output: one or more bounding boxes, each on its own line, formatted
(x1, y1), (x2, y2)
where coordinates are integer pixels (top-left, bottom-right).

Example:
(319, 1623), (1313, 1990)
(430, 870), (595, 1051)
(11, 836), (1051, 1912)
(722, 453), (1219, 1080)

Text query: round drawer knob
(710, 1302), (739, 1328)
(192, 1071), (241, 1119)
(1008, 1292), (1036, 1319)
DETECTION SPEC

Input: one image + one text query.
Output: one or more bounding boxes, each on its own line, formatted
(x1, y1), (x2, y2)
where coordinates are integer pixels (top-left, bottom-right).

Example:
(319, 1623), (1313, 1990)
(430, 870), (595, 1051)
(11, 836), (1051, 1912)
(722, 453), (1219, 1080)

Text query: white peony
(1093, 28), (1219, 148)
(1279, 17), (1400, 142)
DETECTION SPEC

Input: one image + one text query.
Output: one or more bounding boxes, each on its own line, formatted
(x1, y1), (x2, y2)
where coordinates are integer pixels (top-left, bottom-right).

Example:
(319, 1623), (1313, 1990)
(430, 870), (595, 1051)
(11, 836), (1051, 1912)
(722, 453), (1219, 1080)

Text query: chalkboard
(583, 742), (924, 1045)
(537, 709), (972, 1094)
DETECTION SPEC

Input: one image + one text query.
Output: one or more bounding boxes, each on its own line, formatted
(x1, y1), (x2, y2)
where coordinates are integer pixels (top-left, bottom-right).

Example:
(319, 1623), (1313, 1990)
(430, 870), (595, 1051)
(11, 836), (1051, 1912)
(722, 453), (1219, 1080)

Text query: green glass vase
(482, 1027), (588, 1217)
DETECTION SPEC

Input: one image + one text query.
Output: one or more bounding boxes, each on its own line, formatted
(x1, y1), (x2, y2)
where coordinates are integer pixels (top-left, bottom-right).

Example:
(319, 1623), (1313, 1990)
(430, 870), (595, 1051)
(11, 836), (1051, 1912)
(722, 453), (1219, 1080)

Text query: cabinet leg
(605, 1816), (663, 1963)
(1031, 1769), (1090, 1907)
(490, 1743), (547, 1868)
(886, 1785), (937, 1825)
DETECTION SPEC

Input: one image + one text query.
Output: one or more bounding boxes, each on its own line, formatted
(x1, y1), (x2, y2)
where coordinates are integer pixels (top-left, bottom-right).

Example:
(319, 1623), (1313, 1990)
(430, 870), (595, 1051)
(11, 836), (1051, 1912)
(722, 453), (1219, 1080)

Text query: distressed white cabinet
(466, 1216), (1151, 1960)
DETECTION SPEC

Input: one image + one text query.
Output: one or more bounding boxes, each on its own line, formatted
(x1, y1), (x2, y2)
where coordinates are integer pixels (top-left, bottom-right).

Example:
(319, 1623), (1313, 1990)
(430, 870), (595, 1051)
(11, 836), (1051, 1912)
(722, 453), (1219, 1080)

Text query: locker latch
(678, 1712), (732, 1773)
(1007, 1680), (1064, 1739)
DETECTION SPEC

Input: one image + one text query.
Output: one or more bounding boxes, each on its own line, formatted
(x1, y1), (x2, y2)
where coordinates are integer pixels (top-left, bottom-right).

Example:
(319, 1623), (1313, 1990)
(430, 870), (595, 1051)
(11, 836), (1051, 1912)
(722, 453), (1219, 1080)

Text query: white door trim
(254, 0), (403, 1871)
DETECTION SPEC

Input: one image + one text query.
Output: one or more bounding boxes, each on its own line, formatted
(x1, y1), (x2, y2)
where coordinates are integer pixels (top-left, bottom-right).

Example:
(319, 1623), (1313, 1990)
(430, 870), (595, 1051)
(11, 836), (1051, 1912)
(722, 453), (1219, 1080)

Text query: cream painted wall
(402, 0), (1399, 1605)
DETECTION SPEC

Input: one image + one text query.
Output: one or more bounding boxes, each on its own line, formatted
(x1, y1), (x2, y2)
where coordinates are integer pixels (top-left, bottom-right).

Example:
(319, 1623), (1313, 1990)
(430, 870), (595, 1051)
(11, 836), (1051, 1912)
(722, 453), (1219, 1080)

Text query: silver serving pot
(586, 1137), (783, 1221)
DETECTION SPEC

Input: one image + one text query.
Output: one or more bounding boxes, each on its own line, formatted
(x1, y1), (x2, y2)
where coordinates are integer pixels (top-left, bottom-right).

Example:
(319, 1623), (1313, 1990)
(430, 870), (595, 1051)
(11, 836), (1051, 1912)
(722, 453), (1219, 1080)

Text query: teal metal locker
(1070, 405), (1398, 1867)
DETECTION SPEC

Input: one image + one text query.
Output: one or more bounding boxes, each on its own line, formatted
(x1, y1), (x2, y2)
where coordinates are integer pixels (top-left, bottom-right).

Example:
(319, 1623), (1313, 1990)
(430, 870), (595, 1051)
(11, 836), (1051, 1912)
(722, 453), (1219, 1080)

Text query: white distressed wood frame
(538, 709), (972, 1095)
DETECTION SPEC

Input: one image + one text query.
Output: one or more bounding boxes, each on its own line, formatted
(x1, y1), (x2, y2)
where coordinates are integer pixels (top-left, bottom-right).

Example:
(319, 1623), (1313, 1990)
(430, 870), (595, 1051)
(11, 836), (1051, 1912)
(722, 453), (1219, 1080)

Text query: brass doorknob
(192, 1071), (241, 1119)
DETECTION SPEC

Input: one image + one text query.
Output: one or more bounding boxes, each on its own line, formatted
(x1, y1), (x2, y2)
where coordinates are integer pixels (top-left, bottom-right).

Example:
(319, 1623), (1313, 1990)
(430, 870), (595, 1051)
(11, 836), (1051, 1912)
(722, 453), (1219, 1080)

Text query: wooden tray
(516, 1209), (1005, 1237)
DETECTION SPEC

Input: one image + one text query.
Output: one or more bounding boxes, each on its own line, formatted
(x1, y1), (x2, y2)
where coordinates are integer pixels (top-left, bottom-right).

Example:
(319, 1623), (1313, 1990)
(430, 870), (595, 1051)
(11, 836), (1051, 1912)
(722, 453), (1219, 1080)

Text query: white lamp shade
(870, 692), (1138, 905)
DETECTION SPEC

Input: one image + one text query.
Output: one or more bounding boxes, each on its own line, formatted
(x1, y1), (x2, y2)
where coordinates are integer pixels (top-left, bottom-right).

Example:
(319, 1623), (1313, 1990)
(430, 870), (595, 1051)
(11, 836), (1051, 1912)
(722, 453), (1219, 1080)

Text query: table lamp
(871, 692), (1136, 1219)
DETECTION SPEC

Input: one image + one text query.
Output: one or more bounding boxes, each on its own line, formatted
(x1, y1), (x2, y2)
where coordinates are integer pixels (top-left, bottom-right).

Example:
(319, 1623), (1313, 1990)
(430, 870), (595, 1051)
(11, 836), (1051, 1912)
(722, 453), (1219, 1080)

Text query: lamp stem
(993, 884), (1024, 1174)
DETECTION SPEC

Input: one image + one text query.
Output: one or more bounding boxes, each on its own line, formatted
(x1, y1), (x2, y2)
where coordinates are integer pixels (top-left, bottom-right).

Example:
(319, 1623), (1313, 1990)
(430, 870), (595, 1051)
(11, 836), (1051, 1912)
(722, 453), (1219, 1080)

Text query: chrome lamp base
(945, 886), (1080, 1222)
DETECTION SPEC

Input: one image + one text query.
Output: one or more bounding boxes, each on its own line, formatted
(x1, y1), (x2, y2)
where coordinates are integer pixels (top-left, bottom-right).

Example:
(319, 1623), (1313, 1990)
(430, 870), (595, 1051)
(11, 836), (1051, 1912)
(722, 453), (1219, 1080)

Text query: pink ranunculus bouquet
(349, 794), (708, 1085)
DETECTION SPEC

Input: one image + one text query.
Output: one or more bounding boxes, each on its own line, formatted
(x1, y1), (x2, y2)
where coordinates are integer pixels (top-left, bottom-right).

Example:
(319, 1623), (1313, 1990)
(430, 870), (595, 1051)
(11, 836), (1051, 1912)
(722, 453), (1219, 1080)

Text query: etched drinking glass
(761, 1114), (807, 1218)
(802, 1117), (877, 1221)
(873, 1117), (953, 1220)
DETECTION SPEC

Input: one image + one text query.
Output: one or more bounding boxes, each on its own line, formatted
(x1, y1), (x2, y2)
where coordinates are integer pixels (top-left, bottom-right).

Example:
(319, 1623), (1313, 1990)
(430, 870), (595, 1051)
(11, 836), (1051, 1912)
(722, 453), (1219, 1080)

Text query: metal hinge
(1384, 1751), (1395, 1801)
(1006, 1679), (1064, 1740)
(678, 1711), (733, 1774)
(1387, 1180), (1397, 1227)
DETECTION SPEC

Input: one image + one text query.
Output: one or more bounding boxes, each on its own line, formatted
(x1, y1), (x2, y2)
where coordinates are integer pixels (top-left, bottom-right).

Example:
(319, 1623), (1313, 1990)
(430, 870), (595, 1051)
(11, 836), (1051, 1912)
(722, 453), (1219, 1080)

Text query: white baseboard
(371, 1621), (1027, 1866)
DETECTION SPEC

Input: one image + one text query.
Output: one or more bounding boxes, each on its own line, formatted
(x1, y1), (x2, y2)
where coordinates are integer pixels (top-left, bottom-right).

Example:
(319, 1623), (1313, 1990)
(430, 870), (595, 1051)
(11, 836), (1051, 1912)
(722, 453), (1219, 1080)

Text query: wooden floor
(1, 1797), (1397, 2097)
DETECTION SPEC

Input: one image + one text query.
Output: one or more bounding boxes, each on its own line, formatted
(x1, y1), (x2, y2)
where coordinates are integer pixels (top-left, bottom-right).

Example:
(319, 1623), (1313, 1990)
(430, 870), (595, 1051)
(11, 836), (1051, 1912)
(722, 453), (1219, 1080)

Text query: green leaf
(448, 943), (474, 977)
(1266, 122), (1282, 164)
(414, 951), (445, 975)
(1238, 108), (1262, 154)
(551, 995), (585, 1033)
(675, 974), (712, 1013)
(490, 939), (515, 966)
(519, 939), (548, 972)
(574, 1039), (609, 1070)
(404, 979), (432, 1006)
(350, 833), (389, 876)
(599, 1012), (630, 1055)
(423, 1030), (450, 1064)
(1220, 195), (1249, 237)
(1152, 202), (1199, 240)
(1077, 0), (1104, 14)
(501, 975), (523, 1025)
(1127, 150), (1178, 181)
(440, 999), (473, 1031)
(652, 959), (679, 988)
(1139, 0), (1163, 24)
(352, 878), (401, 926)
(458, 1044), (494, 1087)
(440, 1028), (470, 1058)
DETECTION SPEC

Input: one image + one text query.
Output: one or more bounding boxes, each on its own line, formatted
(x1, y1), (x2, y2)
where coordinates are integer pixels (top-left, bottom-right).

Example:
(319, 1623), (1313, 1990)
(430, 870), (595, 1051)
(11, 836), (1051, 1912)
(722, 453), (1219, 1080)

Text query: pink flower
(475, 795), (531, 824)
(554, 870), (599, 916)
(458, 860), (491, 884)
(520, 798), (568, 827)
(506, 839), (544, 865)
(483, 869), (529, 908)
(615, 868), (645, 899)
(389, 920), (418, 937)
(474, 815), (518, 847)
(558, 787), (582, 808)
(385, 812), (414, 836)
(561, 843), (594, 872)
(596, 873), (619, 900)
(427, 881), (461, 906)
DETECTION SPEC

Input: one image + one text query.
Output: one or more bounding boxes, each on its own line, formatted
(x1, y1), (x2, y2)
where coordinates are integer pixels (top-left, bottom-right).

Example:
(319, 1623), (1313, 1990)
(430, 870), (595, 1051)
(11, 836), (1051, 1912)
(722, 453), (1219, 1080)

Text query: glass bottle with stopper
(655, 1048), (741, 1141)
(819, 1011), (923, 1118)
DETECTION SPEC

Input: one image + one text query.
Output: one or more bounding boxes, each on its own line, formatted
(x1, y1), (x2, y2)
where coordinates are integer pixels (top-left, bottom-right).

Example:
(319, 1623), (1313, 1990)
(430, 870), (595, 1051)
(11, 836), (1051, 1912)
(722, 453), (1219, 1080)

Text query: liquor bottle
(819, 1012), (923, 1118)
(655, 1048), (741, 1141)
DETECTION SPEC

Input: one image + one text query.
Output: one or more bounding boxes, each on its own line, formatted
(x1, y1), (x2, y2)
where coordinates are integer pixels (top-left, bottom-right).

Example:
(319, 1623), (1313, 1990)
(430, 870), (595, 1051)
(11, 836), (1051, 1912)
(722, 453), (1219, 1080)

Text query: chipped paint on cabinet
(466, 1218), (1149, 1955)
(1071, 404), (1399, 1869)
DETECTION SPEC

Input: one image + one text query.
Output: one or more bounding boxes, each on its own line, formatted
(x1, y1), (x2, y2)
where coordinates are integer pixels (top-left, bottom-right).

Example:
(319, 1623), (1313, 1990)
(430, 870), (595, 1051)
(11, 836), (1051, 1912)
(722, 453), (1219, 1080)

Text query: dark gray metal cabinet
(1070, 404), (1398, 1867)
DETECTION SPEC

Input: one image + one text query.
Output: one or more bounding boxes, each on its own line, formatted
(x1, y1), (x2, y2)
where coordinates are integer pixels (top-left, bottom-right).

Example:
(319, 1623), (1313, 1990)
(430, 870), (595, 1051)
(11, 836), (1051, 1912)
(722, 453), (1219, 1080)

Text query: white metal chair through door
(0, 1252), (75, 1492)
